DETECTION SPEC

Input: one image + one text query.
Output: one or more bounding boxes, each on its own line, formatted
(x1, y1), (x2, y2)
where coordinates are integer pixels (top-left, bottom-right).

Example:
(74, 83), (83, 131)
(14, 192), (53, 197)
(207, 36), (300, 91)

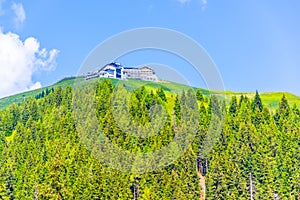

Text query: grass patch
(1, 77), (299, 110)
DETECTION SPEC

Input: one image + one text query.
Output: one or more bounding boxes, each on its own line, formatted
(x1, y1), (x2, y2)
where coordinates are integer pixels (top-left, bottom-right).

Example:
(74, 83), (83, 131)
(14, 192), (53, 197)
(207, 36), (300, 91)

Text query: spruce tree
(196, 89), (204, 101)
(278, 94), (290, 118)
(229, 96), (238, 116)
(156, 86), (167, 102)
(252, 90), (263, 112)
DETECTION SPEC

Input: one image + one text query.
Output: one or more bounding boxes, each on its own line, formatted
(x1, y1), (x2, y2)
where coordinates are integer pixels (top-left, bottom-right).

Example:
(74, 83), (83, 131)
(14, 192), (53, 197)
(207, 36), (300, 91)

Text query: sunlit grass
(1, 77), (299, 110)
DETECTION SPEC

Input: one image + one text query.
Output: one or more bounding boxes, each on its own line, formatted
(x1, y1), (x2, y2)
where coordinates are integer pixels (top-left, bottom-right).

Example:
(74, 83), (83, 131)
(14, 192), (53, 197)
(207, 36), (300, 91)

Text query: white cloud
(201, 0), (207, 10)
(11, 2), (25, 27)
(0, 29), (59, 98)
(177, 0), (207, 9)
(29, 82), (42, 90)
(177, 0), (191, 4)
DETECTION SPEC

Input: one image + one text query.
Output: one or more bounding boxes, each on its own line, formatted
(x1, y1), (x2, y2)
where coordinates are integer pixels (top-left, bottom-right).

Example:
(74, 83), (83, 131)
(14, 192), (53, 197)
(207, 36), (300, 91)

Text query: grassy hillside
(225, 91), (300, 110)
(0, 77), (80, 109)
(1, 77), (299, 110)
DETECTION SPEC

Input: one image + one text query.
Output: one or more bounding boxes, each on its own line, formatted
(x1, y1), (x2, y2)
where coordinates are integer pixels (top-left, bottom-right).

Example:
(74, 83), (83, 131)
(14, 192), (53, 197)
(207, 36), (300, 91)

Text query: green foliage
(252, 90), (263, 112)
(229, 96), (238, 116)
(1, 76), (300, 111)
(196, 89), (204, 101)
(174, 94), (181, 124)
(156, 86), (167, 102)
(0, 80), (299, 199)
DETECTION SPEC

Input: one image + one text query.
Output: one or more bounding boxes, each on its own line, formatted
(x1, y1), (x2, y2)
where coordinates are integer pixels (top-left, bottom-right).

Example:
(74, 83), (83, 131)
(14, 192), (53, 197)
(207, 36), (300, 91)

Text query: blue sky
(0, 0), (300, 97)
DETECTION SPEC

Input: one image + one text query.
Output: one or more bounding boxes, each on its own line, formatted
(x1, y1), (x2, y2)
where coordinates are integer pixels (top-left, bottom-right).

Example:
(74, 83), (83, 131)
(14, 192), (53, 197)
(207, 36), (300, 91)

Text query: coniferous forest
(0, 79), (299, 199)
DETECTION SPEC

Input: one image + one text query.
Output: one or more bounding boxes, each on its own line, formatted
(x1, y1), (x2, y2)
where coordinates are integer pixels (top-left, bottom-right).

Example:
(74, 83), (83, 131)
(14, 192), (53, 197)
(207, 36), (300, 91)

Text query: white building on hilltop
(86, 62), (124, 80)
(86, 63), (158, 82)
(123, 66), (158, 81)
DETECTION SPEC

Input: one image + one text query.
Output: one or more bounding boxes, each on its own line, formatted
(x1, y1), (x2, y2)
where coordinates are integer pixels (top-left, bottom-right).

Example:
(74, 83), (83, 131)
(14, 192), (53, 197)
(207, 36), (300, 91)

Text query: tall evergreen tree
(156, 86), (167, 102)
(252, 90), (263, 112)
(229, 96), (238, 116)
(196, 89), (204, 101)
(278, 94), (290, 117)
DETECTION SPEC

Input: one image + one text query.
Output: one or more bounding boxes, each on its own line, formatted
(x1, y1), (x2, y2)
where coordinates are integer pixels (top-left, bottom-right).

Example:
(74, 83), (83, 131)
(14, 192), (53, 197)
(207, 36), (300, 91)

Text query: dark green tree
(156, 86), (167, 102)
(252, 90), (263, 112)
(229, 96), (238, 116)
(278, 94), (290, 118)
(196, 89), (204, 101)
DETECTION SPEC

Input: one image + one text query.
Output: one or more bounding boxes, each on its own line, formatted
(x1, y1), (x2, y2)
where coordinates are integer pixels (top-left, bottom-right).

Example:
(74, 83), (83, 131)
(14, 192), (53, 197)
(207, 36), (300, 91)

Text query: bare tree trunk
(273, 193), (280, 200)
(197, 156), (207, 200)
(33, 185), (38, 200)
(133, 177), (139, 200)
(249, 172), (254, 200)
(199, 172), (206, 200)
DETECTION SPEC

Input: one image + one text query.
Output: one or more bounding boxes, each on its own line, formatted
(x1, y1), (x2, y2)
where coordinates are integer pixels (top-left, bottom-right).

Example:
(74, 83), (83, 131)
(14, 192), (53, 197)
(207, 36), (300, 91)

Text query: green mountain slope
(0, 79), (299, 199)
(1, 77), (299, 110)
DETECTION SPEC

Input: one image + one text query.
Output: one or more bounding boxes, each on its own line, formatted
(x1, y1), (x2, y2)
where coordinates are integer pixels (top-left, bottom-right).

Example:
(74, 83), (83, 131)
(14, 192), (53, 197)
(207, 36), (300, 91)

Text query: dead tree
(197, 153), (208, 200)
(273, 193), (281, 200)
(131, 177), (140, 200)
(33, 185), (38, 200)
(250, 172), (254, 200)
(248, 172), (256, 200)
(196, 154), (208, 176)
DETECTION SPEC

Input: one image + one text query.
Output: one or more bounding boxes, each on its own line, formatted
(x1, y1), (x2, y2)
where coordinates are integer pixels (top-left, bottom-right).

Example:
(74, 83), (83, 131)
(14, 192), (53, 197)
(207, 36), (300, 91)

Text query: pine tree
(21, 102), (30, 125)
(196, 89), (204, 101)
(156, 86), (167, 102)
(229, 96), (238, 116)
(208, 95), (222, 119)
(252, 90), (263, 112)
(174, 94), (181, 123)
(278, 94), (290, 118)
